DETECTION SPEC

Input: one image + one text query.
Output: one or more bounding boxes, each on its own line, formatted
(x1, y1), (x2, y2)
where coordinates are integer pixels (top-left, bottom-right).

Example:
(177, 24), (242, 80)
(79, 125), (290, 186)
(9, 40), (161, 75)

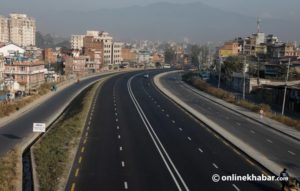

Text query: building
(270, 42), (299, 58)
(121, 47), (137, 63)
(3, 60), (46, 91)
(8, 14), (36, 47)
(71, 35), (85, 50)
(0, 16), (9, 43)
(0, 43), (25, 57)
(219, 41), (240, 58)
(43, 48), (57, 64)
(0, 55), (4, 82)
(64, 55), (90, 76)
(112, 42), (123, 65)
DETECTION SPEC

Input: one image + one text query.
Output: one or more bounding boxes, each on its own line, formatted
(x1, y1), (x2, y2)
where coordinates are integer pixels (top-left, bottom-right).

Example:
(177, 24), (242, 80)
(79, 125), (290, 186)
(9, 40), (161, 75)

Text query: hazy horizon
(1, 0), (299, 43)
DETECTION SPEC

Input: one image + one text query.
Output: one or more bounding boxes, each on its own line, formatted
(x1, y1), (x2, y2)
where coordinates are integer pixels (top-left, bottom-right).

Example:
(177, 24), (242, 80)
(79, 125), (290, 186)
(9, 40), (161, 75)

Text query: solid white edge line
(128, 75), (189, 191)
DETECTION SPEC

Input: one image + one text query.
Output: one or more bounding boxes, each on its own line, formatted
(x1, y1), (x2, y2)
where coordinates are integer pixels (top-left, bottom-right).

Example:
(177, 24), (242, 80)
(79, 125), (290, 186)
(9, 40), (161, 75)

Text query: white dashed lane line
(236, 122), (241, 126)
(118, 135), (121, 139)
(120, 146), (123, 151)
(171, 120), (176, 124)
(266, 139), (273, 144)
(232, 184), (240, 191)
(117, 126), (120, 130)
(250, 130), (256, 134)
(288, 151), (296, 156)
(121, 161), (125, 167)
(187, 137), (192, 141)
(124, 181), (128, 190)
(166, 114), (170, 117)
(179, 128), (183, 131)
(212, 163), (219, 169)
(198, 148), (203, 153)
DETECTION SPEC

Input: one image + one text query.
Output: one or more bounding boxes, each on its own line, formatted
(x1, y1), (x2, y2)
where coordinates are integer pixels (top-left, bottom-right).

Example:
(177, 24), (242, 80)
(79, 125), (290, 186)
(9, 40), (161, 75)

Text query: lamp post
(281, 58), (291, 116)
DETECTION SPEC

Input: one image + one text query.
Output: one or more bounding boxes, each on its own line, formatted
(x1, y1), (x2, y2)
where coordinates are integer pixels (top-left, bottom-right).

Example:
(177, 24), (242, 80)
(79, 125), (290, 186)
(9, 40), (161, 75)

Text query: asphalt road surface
(66, 71), (280, 191)
(0, 73), (115, 155)
(159, 71), (300, 180)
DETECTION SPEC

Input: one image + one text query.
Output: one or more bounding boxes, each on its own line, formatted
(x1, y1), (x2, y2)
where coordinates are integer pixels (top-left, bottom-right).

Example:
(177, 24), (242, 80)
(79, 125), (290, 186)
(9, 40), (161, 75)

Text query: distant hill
(32, 2), (299, 43)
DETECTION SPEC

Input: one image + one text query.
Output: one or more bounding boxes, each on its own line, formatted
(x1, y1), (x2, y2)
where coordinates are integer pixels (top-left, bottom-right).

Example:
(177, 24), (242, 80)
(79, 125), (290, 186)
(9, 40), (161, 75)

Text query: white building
(0, 44), (25, 57)
(9, 14), (36, 47)
(112, 42), (123, 65)
(70, 35), (85, 50)
(0, 16), (9, 43)
(0, 56), (4, 82)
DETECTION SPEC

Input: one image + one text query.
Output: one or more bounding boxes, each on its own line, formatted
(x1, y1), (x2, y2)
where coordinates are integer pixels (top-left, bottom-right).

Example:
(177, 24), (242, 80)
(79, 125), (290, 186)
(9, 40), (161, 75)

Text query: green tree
(164, 46), (176, 64)
(190, 45), (200, 66)
(223, 56), (244, 78)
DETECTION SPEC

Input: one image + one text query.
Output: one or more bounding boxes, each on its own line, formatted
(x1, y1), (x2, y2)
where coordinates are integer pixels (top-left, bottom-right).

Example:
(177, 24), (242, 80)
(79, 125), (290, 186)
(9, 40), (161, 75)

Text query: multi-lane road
(66, 71), (280, 191)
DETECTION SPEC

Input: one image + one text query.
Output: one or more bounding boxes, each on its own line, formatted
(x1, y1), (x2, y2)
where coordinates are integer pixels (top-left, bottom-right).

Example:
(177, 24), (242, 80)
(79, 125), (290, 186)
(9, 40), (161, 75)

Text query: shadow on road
(1, 133), (21, 139)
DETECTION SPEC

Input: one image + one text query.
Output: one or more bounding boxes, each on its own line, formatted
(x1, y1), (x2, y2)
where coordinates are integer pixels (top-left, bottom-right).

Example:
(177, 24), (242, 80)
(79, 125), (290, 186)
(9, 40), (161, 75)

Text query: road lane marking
(166, 114), (170, 117)
(171, 120), (175, 124)
(128, 75), (189, 191)
(75, 168), (79, 177)
(116, 118), (119, 122)
(124, 181), (128, 190)
(78, 157), (82, 164)
(233, 149), (241, 155)
(71, 183), (75, 191)
(288, 151), (296, 155)
(81, 147), (85, 153)
(120, 146), (123, 151)
(222, 140), (229, 146)
(198, 148), (203, 153)
(117, 126), (120, 130)
(115, 113), (118, 116)
(232, 184), (240, 191)
(83, 139), (87, 144)
(118, 135), (121, 139)
(179, 128), (183, 131)
(121, 161), (125, 167)
(157, 105), (160, 107)
(212, 163), (219, 169)
(85, 132), (88, 137)
(250, 130), (256, 134)
(114, 108), (117, 111)
(187, 137), (192, 141)
(236, 122), (241, 126)
(88, 121), (91, 125)
(162, 109), (165, 112)
(266, 139), (273, 144)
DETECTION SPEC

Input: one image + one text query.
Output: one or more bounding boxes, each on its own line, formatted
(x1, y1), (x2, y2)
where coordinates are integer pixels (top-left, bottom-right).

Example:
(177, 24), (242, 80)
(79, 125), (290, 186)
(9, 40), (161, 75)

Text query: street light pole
(257, 56), (260, 86)
(281, 58), (291, 115)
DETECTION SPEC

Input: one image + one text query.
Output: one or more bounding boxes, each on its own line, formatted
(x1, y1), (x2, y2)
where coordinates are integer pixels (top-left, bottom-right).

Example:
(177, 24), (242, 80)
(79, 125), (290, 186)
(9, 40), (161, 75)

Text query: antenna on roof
(257, 17), (261, 33)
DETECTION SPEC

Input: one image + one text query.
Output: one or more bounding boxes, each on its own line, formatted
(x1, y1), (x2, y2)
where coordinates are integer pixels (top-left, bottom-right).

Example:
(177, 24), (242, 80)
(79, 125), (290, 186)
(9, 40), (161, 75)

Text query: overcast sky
(1, 0), (299, 42)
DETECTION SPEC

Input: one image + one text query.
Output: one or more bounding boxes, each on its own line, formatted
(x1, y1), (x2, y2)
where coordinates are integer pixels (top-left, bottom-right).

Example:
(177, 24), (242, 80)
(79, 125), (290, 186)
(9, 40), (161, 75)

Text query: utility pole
(218, 57), (222, 89)
(243, 56), (246, 100)
(281, 58), (291, 115)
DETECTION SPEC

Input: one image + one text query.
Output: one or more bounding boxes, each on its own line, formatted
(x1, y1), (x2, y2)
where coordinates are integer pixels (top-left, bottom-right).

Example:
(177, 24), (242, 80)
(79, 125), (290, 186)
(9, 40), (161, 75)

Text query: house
(0, 43), (25, 57)
(3, 60), (46, 92)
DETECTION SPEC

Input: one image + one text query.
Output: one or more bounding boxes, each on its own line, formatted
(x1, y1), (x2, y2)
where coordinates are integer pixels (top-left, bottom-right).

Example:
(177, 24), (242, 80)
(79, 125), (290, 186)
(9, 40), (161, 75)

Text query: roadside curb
(154, 71), (291, 178)
(179, 74), (300, 142)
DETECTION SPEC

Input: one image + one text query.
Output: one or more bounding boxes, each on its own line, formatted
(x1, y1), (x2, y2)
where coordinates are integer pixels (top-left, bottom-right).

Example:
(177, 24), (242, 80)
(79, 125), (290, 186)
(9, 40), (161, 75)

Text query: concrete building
(8, 14), (36, 47)
(0, 16), (9, 43)
(121, 47), (137, 63)
(219, 41), (240, 58)
(0, 56), (4, 82)
(71, 35), (85, 50)
(112, 42), (123, 65)
(0, 43), (25, 57)
(3, 60), (46, 91)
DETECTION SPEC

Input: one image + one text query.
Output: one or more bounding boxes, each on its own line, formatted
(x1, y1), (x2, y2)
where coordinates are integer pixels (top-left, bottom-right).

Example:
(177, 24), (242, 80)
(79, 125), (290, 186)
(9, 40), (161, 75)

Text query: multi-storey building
(112, 42), (123, 65)
(3, 60), (46, 91)
(70, 35), (85, 50)
(0, 55), (4, 82)
(0, 16), (9, 43)
(218, 41), (240, 58)
(8, 14), (36, 47)
(121, 47), (137, 63)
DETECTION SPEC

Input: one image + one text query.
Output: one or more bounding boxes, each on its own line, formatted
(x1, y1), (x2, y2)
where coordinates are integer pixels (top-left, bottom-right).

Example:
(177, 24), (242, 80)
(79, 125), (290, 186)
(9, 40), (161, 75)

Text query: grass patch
(32, 81), (100, 191)
(0, 149), (22, 191)
(182, 72), (300, 131)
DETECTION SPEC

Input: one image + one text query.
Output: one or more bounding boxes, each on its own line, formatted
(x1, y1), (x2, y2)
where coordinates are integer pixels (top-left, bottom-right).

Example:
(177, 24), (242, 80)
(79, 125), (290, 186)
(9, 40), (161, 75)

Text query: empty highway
(66, 71), (279, 191)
